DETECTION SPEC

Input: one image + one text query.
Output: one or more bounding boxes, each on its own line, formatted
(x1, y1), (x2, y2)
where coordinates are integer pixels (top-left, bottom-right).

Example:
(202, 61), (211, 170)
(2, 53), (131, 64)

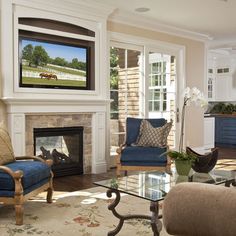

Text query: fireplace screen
(34, 126), (83, 177)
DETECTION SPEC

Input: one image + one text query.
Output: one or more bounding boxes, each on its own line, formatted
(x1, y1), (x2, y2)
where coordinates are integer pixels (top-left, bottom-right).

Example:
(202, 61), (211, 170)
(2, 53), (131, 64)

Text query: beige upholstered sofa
(163, 182), (236, 236)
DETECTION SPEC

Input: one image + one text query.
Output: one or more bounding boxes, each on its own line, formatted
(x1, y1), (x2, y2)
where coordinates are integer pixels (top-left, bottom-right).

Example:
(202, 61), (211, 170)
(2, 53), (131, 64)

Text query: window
(110, 47), (141, 120)
(110, 45), (142, 154)
(207, 68), (214, 100)
(148, 53), (175, 116)
(217, 67), (229, 73)
(208, 78), (213, 99)
(110, 47), (119, 119)
(148, 52), (176, 148)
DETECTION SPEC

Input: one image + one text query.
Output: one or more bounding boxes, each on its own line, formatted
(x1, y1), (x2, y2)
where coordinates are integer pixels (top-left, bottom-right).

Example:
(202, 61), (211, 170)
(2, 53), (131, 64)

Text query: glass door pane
(148, 52), (177, 149)
(110, 45), (142, 155)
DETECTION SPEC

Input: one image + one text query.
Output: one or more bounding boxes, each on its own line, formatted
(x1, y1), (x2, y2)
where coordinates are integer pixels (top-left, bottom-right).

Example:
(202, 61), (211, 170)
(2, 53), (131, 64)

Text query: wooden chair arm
(116, 144), (127, 154)
(116, 144), (127, 166)
(165, 145), (172, 164)
(167, 155), (172, 165)
(0, 165), (23, 179)
(16, 156), (53, 166)
(0, 165), (24, 199)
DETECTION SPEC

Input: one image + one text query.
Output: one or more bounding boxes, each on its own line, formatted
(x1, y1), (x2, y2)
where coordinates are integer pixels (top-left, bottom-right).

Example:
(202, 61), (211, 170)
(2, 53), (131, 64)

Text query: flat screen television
(19, 31), (94, 90)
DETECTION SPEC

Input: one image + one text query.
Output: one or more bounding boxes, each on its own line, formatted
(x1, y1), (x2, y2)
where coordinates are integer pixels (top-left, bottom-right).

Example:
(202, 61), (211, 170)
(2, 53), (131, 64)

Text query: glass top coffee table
(94, 169), (235, 236)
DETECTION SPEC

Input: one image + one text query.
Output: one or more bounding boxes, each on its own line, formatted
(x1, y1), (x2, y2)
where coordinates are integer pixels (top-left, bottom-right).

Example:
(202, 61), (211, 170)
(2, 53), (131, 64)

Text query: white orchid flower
(184, 87), (191, 99)
(190, 87), (201, 102)
(198, 93), (208, 107)
(179, 87), (208, 152)
(201, 99), (208, 108)
(191, 87), (201, 96)
(183, 87), (208, 107)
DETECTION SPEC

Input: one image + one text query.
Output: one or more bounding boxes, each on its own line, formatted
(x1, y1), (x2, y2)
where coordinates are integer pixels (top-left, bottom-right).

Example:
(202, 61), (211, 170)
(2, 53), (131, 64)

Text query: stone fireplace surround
(26, 114), (91, 174)
(5, 99), (108, 174)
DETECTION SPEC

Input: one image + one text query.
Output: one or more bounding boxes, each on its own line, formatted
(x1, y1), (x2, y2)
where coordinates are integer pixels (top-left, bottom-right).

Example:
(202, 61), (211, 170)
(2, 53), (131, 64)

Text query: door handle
(176, 108), (180, 123)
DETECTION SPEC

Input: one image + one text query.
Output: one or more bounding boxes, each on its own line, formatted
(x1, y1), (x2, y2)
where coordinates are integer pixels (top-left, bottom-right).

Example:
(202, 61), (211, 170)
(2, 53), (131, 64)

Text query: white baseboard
(92, 163), (107, 174)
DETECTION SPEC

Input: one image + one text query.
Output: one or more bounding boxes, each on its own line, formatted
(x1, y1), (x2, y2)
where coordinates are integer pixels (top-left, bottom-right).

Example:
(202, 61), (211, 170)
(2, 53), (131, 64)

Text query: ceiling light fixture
(135, 7), (150, 13)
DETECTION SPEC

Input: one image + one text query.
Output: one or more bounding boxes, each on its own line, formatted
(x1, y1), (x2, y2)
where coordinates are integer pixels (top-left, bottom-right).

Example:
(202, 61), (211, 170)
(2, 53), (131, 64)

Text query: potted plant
(168, 150), (198, 175)
(169, 87), (207, 176)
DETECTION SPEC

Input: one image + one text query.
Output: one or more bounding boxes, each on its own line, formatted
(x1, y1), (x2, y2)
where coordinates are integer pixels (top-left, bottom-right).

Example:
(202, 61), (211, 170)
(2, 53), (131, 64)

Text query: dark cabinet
(215, 117), (236, 146)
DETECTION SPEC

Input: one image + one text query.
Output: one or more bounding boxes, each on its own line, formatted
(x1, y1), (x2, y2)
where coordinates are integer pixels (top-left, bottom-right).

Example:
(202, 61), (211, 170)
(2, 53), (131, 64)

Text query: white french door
(109, 36), (185, 154)
(145, 46), (183, 149)
(109, 42), (143, 155)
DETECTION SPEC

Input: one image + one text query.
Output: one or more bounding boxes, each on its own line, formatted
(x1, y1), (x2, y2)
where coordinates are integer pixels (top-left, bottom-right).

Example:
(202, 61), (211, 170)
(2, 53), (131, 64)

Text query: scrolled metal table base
(106, 188), (162, 236)
(225, 179), (236, 187)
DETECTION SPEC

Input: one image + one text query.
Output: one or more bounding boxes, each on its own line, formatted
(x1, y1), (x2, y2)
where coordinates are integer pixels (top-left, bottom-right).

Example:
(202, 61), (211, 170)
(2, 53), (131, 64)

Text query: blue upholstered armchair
(116, 118), (171, 176)
(0, 125), (53, 225)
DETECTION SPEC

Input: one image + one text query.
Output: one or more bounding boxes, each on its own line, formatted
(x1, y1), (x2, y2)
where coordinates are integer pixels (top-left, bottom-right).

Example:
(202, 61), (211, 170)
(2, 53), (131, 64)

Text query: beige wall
(108, 22), (205, 148)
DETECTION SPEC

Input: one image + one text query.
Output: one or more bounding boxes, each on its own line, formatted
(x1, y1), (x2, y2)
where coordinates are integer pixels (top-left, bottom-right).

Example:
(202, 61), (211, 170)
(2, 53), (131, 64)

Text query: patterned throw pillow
(136, 120), (172, 147)
(0, 123), (15, 165)
(161, 121), (173, 146)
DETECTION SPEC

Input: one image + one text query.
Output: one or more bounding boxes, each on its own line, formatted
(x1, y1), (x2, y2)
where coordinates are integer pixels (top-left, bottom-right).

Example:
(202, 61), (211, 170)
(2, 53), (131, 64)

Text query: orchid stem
(179, 98), (188, 152)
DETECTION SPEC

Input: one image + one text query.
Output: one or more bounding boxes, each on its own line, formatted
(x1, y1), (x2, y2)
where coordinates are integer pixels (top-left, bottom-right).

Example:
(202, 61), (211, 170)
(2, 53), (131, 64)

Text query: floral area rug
(0, 187), (169, 236)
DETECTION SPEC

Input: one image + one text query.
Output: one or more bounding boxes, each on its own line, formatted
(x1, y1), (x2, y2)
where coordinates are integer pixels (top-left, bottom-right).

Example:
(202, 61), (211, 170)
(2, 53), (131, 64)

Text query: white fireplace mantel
(3, 97), (110, 113)
(5, 98), (110, 174)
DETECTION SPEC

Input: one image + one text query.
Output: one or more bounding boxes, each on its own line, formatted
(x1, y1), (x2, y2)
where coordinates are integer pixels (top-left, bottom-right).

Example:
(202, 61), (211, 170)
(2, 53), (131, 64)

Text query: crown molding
(12, 0), (115, 20)
(207, 38), (236, 50)
(109, 9), (212, 42)
(57, 0), (115, 18)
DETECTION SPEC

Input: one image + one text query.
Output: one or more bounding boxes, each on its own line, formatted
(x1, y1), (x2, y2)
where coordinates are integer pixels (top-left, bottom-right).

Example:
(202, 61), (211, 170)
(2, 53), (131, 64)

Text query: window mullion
(124, 49), (128, 118)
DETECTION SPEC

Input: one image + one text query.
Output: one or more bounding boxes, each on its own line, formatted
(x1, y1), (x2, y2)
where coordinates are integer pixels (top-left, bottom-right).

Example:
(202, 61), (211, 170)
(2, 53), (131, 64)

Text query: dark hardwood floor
(54, 146), (236, 192)
(217, 146), (236, 159)
(53, 168), (117, 192)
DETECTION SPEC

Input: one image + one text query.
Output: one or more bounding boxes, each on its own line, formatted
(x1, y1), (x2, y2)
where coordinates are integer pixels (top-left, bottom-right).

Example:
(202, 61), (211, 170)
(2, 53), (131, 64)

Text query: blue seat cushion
(0, 161), (51, 197)
(120, 146), (167, 166)
(126, 118), (166, 145)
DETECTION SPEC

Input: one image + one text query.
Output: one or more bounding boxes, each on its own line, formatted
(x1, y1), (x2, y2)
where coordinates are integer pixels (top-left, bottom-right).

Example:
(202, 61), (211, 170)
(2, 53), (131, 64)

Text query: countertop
(204, 113), (236, 118)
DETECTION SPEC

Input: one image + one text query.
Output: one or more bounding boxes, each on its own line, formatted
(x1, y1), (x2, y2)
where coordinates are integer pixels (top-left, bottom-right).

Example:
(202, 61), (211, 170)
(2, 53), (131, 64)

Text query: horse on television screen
(39, 72), (58, 80)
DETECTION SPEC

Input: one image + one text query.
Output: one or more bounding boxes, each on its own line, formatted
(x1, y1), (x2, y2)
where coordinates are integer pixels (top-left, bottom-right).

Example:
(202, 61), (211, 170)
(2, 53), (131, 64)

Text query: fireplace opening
(34, 126), (83, 177)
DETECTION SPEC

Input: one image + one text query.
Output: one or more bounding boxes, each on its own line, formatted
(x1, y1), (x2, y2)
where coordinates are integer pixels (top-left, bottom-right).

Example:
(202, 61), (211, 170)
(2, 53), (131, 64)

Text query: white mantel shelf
(2, 97), (111, 114)
(2, 97), (111, 104)
(2, 97), (111, 113)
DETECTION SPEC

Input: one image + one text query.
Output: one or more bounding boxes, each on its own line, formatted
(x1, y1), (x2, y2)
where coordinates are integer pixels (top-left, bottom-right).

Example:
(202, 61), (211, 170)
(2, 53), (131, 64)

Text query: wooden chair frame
(0, 156), (53, 225)
(116, 144), (172, 176)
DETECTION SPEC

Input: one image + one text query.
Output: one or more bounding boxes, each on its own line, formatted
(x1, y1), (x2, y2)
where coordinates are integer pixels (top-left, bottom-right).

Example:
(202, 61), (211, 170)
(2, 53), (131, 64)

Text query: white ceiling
(90, 0), (236, 48)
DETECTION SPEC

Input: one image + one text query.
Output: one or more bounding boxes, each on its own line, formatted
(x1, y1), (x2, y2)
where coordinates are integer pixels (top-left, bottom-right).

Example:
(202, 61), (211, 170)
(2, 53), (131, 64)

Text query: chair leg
(116, 163), (121, 176)
(116, 168), (120, 176)
(47, 175), (53, 203)
(15, 204), (24, 225)
(47, 187), (53, 203)
(165, 164), (171, 174)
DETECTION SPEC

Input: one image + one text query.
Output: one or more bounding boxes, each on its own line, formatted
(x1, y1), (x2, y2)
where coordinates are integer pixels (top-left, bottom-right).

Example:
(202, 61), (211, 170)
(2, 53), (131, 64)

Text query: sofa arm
(16, 156), (53, 166)
(163, 182), (236, 236)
